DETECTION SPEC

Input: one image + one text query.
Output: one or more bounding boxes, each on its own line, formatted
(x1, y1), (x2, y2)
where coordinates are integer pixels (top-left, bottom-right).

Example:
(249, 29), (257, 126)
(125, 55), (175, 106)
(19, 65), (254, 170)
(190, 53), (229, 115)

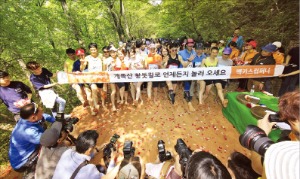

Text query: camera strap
(160, 159), (175, 179)
(70, 160), (88, 179)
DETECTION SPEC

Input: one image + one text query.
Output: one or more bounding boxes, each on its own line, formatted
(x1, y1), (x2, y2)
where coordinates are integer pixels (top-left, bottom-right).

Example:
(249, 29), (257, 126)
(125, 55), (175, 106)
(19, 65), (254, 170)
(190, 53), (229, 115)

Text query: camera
(123, 140), (135, 159)
(268, 113), (281, 122)
(55, 112), (79, 133)
(157, 140), (172, 162)
(174, 138), (192, 178)
(103, 134), (120, 167)
(239, 125), (274, 156)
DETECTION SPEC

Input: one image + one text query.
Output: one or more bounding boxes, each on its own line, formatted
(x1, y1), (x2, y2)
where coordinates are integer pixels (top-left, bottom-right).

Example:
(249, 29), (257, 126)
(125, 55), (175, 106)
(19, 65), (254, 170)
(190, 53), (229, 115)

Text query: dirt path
(3, 81), (250, 178)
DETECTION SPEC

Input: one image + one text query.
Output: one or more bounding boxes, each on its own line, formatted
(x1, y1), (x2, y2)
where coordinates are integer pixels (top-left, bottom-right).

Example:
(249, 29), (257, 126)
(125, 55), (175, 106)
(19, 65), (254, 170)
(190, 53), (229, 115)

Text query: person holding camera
(244, 90), (300, 178)
(9, 103), (55, 179)
(52, 130), (121, 179)
(35, 121), (75, 179)
(146, 139), (231, 179)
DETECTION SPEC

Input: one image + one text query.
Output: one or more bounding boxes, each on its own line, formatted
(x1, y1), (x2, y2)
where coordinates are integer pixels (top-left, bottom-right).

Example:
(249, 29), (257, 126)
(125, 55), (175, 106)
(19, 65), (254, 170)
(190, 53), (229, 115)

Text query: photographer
(116, 140), (144, 179)
(248, 90), (300, 177)
(9, 103), (55, 179)
(35, 121), (75, 179)
(52, 130), (121, 179)
(146, 139), (231, 179)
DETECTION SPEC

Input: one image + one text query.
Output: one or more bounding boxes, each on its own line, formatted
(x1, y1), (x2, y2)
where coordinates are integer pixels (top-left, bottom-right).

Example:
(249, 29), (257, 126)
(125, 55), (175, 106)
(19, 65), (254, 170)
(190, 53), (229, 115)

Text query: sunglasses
(32, 102), (39, 114)
(171, 49), (177, 52)
(103, 51), (109, 53)
(223, 54), (230, 56)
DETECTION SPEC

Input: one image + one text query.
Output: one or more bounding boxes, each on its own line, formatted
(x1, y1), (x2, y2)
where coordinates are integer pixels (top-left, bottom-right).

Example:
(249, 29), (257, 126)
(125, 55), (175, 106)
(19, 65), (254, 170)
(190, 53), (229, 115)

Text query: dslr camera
(268, 112), (281, 122)
(123, 140), (135, 159)
(157, 140), (172, 162)
(239, 125), (274, 156)
(174, 138), (192, 178)
(103, 134), (120, 166)
(55, 112), (79, 133)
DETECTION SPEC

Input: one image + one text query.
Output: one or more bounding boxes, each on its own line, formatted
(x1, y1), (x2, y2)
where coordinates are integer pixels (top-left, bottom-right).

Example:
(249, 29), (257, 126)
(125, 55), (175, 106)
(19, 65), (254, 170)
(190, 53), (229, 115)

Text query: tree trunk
(120, 0), (131, 40)
(60, 0), (85, 47)
(106, 0), (125, 41)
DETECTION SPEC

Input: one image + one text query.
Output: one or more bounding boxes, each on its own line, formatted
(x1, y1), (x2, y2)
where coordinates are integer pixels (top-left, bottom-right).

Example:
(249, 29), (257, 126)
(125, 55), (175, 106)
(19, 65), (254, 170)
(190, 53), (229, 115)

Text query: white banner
(57, 65), (285, 84)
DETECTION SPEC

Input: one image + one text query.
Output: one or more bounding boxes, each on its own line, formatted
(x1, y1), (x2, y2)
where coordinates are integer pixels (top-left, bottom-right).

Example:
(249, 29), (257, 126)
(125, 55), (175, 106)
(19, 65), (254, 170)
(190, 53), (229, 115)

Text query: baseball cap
(247, 40), (257, 48)
(186, 38), (195, 47)
(117, 163), (139, 179)
(40, 122), (63, 147)
(109, 46), (118, 52)
(75, 49), (85, 56)
(219, 40), (225, 44)
(223, 47), (232, 55)
(195, 43), (204, 50)
(272, 41), (282, 48)
(262, 43), (277, 53)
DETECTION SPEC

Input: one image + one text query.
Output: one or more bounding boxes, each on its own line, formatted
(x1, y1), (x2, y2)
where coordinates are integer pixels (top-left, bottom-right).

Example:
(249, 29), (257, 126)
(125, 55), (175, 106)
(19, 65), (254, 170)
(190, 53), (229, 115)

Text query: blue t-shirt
(9, 114), (55, 169)
(193, 54), (206, 67)
(0, 81), (32, 113)
(178, 49), (196, 68)
(72, 59), (88, 72)
(30, 68), (53, 90)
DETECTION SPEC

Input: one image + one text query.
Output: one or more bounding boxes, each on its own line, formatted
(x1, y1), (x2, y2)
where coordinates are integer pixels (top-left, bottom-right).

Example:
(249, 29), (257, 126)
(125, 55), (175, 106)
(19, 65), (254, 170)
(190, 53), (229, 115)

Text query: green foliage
(0, 0), (299, 172)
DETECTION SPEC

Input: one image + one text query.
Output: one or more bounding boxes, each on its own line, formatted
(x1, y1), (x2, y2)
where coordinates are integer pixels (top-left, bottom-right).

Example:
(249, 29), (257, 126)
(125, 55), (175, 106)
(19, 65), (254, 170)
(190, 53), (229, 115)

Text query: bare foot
(188, 102), (195, 112)
(133, 100), (138, 106)
(140, 100), (144, 105)
(112, 106), (117, 112)
(119, 100), (124, 104)
(125, 101), (128, 105)
(222, 99), (228, 108)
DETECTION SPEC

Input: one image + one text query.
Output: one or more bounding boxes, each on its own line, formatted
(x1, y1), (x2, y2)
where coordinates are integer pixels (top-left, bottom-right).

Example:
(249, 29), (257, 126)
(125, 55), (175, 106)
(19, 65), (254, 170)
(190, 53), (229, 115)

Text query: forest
(0, 0), (299, 174)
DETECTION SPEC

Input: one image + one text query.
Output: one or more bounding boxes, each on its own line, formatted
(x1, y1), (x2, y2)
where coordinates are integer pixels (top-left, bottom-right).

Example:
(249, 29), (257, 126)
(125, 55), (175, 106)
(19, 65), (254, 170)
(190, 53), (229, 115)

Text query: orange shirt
(229, 48), (240, 60)
(145, 54), (162, 69)
(240, 50), (258, 64)
(273, 52), (284, 64)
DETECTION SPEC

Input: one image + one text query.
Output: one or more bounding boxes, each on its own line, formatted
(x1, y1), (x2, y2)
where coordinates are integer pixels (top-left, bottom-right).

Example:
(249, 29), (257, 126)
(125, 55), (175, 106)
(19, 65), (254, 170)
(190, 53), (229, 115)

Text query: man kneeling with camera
(240, 90), (299, 179)
(52, 130), (121, 179)
(35, 121), (75, 179)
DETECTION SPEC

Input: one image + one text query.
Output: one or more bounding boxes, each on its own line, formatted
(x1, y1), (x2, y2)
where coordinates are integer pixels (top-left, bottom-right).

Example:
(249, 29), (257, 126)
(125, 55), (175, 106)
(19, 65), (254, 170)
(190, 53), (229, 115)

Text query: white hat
(272, 41), (282, 48)
(117, 163), (139, 179)
(264, 141), (300, 179)
(219, 40), (225, 44)
(109, 46), (118, 52)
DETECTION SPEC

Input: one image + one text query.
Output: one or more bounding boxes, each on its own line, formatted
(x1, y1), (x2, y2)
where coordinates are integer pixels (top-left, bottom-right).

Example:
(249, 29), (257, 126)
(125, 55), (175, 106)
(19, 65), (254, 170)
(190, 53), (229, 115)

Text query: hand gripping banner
(57, 65), (284, 84)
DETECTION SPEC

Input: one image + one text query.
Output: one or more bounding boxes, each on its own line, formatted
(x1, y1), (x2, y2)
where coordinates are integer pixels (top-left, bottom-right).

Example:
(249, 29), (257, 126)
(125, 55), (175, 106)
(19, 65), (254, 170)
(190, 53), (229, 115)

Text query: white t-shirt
(86, 55), (102, 72)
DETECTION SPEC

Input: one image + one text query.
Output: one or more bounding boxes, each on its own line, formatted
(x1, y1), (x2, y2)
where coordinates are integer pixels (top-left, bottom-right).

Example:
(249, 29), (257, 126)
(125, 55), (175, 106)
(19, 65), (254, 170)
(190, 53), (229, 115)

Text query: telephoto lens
(239, 125), (274, 156)
(174, 138), (192, 178)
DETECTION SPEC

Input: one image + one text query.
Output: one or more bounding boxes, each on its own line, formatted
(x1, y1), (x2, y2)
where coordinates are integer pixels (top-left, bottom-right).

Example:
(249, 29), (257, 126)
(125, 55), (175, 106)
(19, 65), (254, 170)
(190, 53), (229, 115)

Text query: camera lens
(239, 125), (274, 156)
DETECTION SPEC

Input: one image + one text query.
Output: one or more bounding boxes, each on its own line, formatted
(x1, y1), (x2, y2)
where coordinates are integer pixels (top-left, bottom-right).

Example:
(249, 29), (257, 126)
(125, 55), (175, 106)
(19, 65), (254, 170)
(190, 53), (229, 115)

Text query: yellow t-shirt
(64, 58), (75, 73)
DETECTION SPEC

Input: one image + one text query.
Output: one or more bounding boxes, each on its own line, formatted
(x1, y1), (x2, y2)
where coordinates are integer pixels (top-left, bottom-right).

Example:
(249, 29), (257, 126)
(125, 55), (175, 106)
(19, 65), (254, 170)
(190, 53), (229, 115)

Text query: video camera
(55, 112), (79, 133)
(123, 140), (135, 159)
(174, 138), (192, 178)
(157, 140), (172, 162)
(103, 134), (120, 167)
(239, 125), (274, 157)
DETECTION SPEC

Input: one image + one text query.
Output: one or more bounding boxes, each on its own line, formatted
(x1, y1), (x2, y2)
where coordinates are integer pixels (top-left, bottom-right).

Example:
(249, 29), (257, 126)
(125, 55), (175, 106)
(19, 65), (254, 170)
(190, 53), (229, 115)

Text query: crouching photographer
(146, 139), (231, 179)
(53, 130), (122, 179)
(240, 90), (300, 178)
(116, 140), (143, 179)
(35, 120), (76, 179)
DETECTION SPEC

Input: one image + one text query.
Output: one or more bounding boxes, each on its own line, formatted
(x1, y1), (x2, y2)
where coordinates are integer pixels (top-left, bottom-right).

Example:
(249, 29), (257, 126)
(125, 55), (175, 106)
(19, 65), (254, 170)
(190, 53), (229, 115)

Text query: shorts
(96, 83), (103, 88)
(117, 83), (129, 91)
(205, 80), (227, 89)
(152, 81), (159, 88)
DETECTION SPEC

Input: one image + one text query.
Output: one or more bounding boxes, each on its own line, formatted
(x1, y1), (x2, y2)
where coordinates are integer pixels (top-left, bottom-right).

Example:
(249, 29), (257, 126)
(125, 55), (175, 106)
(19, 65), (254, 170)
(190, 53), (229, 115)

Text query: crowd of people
(0, 27), (299, 179)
